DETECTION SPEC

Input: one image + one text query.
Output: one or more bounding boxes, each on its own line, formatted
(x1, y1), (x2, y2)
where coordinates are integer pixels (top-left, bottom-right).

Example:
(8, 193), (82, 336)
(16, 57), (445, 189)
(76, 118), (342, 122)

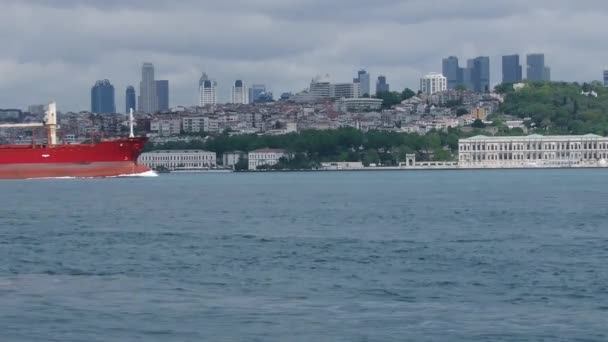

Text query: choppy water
(1, 170), (608, 341)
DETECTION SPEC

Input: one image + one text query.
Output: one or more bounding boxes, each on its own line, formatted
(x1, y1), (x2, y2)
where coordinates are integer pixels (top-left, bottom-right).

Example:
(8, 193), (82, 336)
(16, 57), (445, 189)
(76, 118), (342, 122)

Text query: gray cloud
(0, 0), (607, 111)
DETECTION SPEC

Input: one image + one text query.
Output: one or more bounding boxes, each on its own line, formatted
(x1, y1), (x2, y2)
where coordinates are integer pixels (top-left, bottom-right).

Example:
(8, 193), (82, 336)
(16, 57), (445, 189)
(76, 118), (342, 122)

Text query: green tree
(456, 108), (469, 116)
(401, 88), (416, 101)
(472, 119), (486, 129)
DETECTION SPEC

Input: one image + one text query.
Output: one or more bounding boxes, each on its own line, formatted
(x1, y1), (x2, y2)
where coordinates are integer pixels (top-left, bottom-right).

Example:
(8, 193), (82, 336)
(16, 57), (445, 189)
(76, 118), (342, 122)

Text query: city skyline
(1, 1), (608, 111)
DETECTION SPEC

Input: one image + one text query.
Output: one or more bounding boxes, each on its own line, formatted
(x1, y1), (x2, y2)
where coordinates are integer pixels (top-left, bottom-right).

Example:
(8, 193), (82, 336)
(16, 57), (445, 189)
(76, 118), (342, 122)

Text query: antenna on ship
(129, 108), (135, 138)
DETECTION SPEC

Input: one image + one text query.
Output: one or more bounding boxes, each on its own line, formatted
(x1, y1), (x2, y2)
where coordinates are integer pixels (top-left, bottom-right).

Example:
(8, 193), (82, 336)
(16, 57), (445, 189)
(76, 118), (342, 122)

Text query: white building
(150, 117), (181, 136)
(309, 75), (332, 98)
(223, 151), (247, 167)
(248, 148), (288, 170)
(336, 98), (383, 112)
(199, 73), (217, 106)
(330, 82), (361, 99)
(231, 80), (249, 104)
(139, 150), (217, 170)
(420, 72), (447, 95)
(182, 116), (204, 133)
(458, 134), (608, 168)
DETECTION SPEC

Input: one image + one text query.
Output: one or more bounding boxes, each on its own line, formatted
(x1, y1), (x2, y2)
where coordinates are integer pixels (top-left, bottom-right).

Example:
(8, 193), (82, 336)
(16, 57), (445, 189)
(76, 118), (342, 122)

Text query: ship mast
(45, 101), (58, 146)
(129, 108), (135, 138)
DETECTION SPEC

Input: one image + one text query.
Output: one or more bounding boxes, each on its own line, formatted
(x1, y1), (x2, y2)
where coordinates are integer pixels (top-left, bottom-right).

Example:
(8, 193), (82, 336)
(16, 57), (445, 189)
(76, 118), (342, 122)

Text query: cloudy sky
(1, 0), (607, 112)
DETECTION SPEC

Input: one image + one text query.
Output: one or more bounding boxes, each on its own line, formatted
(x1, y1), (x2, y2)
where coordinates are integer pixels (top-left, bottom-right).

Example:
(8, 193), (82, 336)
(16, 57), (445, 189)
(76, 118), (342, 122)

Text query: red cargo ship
(0, 102), (151, 179)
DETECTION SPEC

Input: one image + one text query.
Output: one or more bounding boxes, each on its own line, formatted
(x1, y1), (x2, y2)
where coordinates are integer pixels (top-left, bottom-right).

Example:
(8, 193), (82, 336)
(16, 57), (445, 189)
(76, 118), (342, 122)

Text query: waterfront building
(336, 98), (383, 112)
(376, 75), (389, 93)
(458, 134), (608, 168)
(249, 84), (266, 103)
(355, 70), (371, 96)
(527, 53), (551, 81)
(139, 150), (217, 170)
(223, 151), (247, 167)
(91, 79), (115, 114)
(231, 80), (249, 104)
(248, 148), (287, 170)
(442, 56), (464, 89)
(330, 82), (360, 99)
(502, 54), (523, 83)
(156, 80), (169, 112)
(199, 73), (217, 106)
(125, 86), (136, 113)
(604, 69), (608, 87)
(139, 63), (158, 113)
(420, 73), (447, 95)
(467, 57), (490, 92)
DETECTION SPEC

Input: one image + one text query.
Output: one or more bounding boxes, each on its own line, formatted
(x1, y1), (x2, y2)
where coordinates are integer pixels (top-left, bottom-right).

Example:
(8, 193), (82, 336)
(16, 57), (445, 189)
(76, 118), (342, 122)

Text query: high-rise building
(467, 56), (490, 92)
(376, 75), (389, 93)
(420, 73), (447, 95)
(199, 73), (217, 106)
(527, 53), (551, 81)
(249, 84), (266, 103)
(309, 75), (332, 98)
(91, 79), (116, 114)
(604, 69), (608, 87)
(125, 86), (136, 113)
(139, 63), (157, 113)
(231, 80), (249, 104)
(330, 82), (360, 99)
(442, 56), (464, 89)
(355, 70), (371, 96)
(156, 80), (169, 112)
(502, 54), (523, 84)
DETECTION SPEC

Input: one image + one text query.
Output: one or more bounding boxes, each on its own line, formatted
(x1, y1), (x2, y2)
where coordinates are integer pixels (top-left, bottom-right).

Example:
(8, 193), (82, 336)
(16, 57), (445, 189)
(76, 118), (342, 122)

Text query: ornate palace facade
(458, 134), (608, 168)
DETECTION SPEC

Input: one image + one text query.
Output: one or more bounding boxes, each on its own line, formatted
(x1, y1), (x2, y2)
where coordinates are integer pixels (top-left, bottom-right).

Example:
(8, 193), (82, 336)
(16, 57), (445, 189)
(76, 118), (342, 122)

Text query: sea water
(1, 170), (607, 341)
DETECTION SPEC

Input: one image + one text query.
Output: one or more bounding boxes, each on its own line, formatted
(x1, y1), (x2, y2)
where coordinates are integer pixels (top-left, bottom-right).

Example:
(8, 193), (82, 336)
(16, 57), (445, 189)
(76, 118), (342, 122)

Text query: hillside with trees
(498, 81), (608, 135)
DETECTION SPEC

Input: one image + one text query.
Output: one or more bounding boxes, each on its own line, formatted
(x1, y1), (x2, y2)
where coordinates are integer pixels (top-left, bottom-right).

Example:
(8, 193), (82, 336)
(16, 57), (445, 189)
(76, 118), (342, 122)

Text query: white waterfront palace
(139, 150), (217, 170)
(458, 134), (608, 168)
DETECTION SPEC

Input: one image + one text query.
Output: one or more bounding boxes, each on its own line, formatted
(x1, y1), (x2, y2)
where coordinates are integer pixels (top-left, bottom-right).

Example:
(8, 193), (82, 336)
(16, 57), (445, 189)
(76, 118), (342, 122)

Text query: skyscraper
(604, 69), (608, 87)
(248, 84), (266, 103)
(91, 79), (115, 114)
(139, 63), (157, 113)
(231, 80), (249, 104)
(376, 75), (389, 93)
(502, 54), (522, 84)
(156, 80), (169, 112)
(468, 56), (490, 92)
(420, 73), (447, 95)
(125, 86), (136, 113)
(355, 70), (371, 96)
(527, 53), (551, 81)
(442, 56), (464, 89)
(199, 73), (217, 106)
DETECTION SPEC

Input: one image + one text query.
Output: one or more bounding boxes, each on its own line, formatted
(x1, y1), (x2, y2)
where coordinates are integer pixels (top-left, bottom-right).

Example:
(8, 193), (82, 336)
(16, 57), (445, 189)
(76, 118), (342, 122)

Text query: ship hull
(0, 161), (150, 179)
(0, 137), (150, 179)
